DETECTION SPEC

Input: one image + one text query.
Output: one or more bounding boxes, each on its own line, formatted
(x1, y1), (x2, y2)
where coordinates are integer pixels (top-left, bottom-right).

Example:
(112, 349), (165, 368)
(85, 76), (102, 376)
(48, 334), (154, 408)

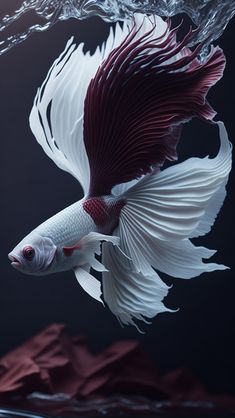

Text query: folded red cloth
(0, 324), (165, 399)
(0, 323), (234, 411)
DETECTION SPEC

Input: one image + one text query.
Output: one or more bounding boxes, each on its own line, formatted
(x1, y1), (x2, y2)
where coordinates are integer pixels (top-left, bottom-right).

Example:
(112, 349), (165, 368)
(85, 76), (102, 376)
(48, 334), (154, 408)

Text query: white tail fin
(102, 243), (172, 329)
(117, 121), (232, 277)
(101, 122), (232, 326)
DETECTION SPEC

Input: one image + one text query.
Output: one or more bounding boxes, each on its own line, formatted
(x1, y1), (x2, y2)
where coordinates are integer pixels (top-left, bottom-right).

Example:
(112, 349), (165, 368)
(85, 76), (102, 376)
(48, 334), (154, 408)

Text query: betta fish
(8, 14), (232, 328)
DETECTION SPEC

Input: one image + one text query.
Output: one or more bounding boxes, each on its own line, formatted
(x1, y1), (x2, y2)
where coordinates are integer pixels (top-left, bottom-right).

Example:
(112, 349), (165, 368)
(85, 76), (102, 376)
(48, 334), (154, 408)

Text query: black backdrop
(0, 4), (235, 396)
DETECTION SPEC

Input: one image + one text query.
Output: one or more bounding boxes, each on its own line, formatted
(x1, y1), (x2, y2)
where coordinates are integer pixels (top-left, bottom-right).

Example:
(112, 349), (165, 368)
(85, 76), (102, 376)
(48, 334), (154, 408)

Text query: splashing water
(0, 0), (235, 56)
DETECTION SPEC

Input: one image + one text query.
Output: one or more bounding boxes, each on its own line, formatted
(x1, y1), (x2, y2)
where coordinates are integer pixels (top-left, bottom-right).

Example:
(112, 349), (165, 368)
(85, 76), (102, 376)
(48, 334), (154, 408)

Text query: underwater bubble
(0, 0), (235, 56)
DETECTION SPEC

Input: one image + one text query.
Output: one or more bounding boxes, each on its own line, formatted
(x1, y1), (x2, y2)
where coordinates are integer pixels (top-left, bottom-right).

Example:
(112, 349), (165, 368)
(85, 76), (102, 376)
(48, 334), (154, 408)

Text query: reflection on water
(0, 0), (235, 56)
(1, 397), (235, 418)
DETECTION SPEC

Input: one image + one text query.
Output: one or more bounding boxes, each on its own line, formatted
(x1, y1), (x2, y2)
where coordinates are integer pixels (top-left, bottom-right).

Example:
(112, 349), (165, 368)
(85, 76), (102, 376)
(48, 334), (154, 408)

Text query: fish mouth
(8, 254), (22, 269)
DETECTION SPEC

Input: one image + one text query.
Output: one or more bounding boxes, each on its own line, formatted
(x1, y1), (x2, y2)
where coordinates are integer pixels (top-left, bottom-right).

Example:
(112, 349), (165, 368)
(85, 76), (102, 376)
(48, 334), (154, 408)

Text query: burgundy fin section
(83, 19), (225, 197)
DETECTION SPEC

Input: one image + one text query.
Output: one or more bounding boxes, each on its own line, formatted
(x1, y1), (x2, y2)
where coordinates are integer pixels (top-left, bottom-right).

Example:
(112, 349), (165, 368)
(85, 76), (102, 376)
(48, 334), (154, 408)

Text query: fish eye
(23, 246), (35, 261)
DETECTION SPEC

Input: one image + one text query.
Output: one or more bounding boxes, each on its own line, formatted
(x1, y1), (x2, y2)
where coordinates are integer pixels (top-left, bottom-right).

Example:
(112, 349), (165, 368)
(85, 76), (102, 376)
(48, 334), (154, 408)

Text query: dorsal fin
(83, 16), (225, 197)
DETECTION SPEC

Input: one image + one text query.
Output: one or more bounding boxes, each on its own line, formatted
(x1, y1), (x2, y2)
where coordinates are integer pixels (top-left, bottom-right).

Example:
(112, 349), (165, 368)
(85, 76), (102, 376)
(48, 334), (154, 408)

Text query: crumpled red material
(0, 324), (165, 399)
(0, 323), (234, 410)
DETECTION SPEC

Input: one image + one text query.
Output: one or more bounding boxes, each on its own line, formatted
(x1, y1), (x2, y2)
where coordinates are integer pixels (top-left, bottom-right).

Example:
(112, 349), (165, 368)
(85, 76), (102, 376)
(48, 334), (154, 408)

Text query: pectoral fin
(64, 232), (120, 257)
(63, 243), (81, 256)
(74, 265), (104, 304)
(72, 232), (121, 304)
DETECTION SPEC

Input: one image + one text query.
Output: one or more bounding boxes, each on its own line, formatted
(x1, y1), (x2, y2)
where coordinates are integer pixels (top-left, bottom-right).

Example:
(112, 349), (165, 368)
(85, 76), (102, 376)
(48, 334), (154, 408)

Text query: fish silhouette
(8, 15), (232, 329)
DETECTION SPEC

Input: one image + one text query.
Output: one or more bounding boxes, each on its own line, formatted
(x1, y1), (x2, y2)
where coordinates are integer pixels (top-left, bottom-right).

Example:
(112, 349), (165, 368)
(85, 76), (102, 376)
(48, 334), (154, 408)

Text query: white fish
(8, 14), (232, 328)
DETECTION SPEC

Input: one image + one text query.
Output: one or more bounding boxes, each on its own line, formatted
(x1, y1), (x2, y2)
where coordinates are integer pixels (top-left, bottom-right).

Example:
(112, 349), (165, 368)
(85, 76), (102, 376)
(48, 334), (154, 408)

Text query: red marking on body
(64, 198), (125, 256)
(63, 243), (81, 257)
(83, 197), (126, 227)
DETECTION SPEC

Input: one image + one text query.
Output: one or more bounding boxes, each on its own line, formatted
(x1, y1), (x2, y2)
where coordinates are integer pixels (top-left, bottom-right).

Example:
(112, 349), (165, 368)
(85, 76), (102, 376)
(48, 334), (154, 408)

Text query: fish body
(11, 199), (94, 275)
(10, 195), (125, 275)
(9, 14), (232, 328)
(34, 199), (94, 247)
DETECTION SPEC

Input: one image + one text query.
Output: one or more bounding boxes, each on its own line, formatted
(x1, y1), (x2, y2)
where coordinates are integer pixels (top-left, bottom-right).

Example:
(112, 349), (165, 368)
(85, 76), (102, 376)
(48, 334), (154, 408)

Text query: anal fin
(74, 266), (104, 305)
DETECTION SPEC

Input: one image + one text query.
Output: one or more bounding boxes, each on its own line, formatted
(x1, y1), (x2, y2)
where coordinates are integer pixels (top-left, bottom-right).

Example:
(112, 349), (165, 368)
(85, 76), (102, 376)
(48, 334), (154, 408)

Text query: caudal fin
(102, 243), (173, 329)
(117, 121), (232, 276)
(101, 122), (232, 326)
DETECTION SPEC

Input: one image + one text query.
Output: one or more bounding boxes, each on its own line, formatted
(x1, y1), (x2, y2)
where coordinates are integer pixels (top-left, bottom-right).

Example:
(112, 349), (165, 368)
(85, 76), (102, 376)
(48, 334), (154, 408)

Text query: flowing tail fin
(102, 244), (173, 330)
(102, 122), (232, 326)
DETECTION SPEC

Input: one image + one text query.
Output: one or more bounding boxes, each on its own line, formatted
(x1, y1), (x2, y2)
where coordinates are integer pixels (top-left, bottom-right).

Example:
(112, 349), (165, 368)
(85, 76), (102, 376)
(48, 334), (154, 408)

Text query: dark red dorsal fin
(83, 19), (225, 197)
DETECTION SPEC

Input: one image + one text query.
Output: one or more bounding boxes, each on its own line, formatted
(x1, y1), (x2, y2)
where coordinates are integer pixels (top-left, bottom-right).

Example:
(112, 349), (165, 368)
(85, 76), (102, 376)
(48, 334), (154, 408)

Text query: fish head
(8, 233), (57, 275)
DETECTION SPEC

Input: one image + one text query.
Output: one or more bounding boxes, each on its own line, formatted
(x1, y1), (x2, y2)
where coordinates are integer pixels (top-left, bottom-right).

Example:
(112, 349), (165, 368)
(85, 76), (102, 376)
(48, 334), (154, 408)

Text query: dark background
(0, 2), (235, 396)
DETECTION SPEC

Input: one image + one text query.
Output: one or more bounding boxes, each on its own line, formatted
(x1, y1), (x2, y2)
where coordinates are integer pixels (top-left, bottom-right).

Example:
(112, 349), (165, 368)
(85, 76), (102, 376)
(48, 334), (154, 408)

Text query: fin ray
(29, 24), (130, 194)
(102, 242), (172, 328)
(84, 16), (225, 196)
(74, 266), (104, 304)
(117, 122), (232, 276)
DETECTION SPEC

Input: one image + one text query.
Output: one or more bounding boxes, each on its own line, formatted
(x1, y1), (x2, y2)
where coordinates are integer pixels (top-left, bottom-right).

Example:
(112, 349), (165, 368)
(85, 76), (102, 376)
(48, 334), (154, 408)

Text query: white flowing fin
(102, 242), (172, 330)
(74, 265), (104, 304)
(112, 179), (140, 196)
(85, 254), (108, 273)
(188, 123), (231, 238)
(29, 23), (130, 195)
(189, 179), (227, 238)
(119, 232), (228, 279)
(79, 232), (120, 256)
(29, 14), (173, 197)
(73, 232), (120, 304)
(117, 122), (232, 276)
